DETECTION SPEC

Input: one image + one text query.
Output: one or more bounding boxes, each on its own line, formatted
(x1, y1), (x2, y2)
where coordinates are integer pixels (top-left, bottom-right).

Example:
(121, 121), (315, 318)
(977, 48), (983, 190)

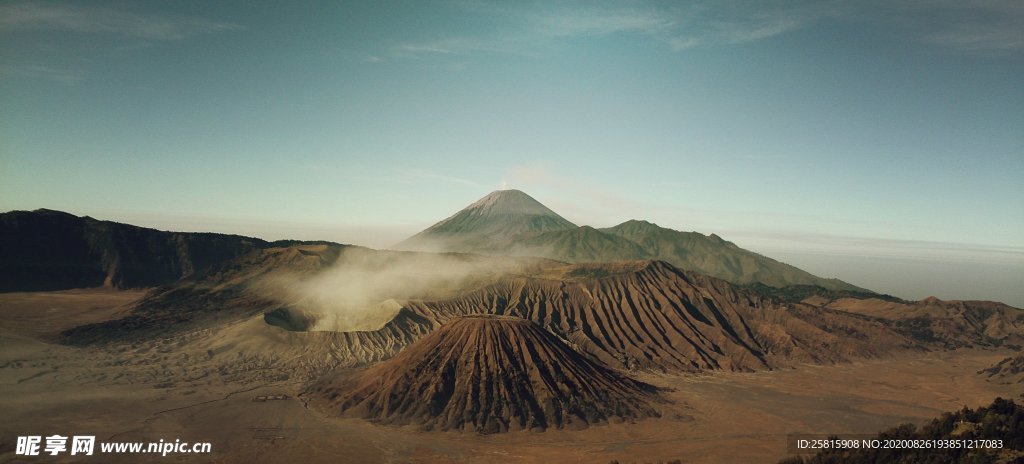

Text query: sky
(1, 1), (1022, 306)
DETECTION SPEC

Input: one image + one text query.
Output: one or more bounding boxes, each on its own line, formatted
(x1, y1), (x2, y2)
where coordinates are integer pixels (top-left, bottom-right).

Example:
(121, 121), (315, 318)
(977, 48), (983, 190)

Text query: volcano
(311, 315), (662, 433)
(394, 189), (577, 252)
(394, 190), (865, 291)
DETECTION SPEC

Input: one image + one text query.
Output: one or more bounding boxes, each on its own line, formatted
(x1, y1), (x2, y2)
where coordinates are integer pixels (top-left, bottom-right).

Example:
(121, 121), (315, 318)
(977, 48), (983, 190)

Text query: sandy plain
(1, 289), (1020, 464)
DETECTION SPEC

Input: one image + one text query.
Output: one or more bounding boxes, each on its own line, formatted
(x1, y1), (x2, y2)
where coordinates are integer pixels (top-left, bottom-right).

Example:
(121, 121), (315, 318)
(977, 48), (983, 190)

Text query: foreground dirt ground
(1, 290), (1021, 463)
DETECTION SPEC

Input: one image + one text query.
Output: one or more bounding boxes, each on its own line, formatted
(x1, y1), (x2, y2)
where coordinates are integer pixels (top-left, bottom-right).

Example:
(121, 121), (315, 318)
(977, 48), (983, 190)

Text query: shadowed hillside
(0, 209), (330, 292)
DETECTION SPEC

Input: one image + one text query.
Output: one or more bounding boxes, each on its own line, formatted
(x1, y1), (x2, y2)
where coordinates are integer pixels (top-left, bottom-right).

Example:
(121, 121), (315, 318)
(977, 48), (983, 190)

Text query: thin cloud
(716, 17), (803, 44)
(392, 7), (676, 56)
(390, 3), (818, 58)
(923, 23), (1023, 52)
(0, 2), (241, 40)
(669, 36), (701, 51)
(871, 0), (1024, 53)
(396, 42), (459, 55)
(393, 168), (486, 189)
(695, 1), (849, 45)
(534, 9), (674, 37)
(0, 64), (83, 84)
(394, 36), (517, 56)
(388, 1), (1023, 58)
(0, 3), (241, 84)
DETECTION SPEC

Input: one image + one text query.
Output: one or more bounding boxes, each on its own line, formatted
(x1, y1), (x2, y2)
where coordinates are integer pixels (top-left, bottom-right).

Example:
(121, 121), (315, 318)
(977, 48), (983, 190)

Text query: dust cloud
(256, 248), (514, 332)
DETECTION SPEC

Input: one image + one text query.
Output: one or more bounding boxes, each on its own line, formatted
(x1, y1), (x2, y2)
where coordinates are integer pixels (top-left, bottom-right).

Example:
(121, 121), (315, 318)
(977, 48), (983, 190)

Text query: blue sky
(2, 1), (1022, 305)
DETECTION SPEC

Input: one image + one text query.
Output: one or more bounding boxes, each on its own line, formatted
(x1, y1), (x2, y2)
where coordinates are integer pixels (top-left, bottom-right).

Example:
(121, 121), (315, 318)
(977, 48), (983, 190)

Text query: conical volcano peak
(393, 190), (865, 292)
(394, 190), (577, 251)
(463, 189), (561, 217)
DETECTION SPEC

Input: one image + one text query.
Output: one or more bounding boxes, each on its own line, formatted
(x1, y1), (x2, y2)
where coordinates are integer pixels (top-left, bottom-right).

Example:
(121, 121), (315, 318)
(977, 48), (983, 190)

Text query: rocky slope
(62, 246), (934, 374)
(309, 315), (662, 433)
(824, 296), (1024, 348)
(978, 354), (1024, 385)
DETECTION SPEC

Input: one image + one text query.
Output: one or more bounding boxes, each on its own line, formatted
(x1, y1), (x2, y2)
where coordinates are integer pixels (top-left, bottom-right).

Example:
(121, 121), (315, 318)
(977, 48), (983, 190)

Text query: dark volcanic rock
(0, 209), (286, 291)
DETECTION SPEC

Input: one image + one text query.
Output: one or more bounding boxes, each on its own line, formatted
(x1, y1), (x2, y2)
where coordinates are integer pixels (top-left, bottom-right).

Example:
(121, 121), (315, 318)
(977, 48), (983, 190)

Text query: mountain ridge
(0, 208), (336, 292)
(395, 190), (866, 292)
(599, 219), (864, 291)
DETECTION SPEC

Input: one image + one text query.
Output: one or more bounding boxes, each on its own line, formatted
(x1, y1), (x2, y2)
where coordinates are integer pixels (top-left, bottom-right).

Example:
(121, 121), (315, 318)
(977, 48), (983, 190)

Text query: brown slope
(62, 248), (924, 374)
(60, 244), (348, 344)
(310, 315), (662, 433)
(978, 354), (1024, 385)
(825, 296), (1024, 348)
(398, 261), (918, 372)
(402, 261), (772, 372)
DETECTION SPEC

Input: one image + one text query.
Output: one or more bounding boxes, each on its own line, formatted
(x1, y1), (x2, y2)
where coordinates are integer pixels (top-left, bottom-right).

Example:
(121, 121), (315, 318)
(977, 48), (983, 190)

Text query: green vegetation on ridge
(395, 191), (866, 292)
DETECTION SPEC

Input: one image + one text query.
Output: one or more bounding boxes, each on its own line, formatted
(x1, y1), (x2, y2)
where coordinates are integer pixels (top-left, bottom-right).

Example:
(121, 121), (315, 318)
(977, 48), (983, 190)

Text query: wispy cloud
(388, 1), (1023, 59)
(389, 3), (820, 58)
(395, 35), (540, 57)
(392, 168), (486, 188)
(0, 2), (241, 40)
(392, 9), (673, 57)
(534, 9), (674, 37)
(0, 3), (241, 84)
(921, 20), (1024, 52)
(716, 16), (803, 44)
(396, 42), (460, 55)
(869, 0), (1024, 53)
(926, 27), (1023, 52)
(668, 36), (701, 51)
(393, 37), (489, 55)
(703, 1), (852, 44)
(0, 64), (83, 84)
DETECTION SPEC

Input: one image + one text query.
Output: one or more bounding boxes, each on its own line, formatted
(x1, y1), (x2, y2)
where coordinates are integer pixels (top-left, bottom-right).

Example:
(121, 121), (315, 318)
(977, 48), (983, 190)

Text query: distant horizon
(2, 2), (1021, 306)
(6, 187), (1022, 308)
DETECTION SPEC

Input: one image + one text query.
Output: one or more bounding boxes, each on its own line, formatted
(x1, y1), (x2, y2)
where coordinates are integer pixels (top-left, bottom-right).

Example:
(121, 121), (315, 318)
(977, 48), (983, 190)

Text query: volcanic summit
(390, 190), (865, 290)
(394, 189), (577, 252)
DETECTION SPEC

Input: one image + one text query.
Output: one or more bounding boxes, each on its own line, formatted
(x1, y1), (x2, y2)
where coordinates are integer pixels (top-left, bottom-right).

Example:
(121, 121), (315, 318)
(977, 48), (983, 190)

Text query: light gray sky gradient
(2, 1), (1022, 305)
